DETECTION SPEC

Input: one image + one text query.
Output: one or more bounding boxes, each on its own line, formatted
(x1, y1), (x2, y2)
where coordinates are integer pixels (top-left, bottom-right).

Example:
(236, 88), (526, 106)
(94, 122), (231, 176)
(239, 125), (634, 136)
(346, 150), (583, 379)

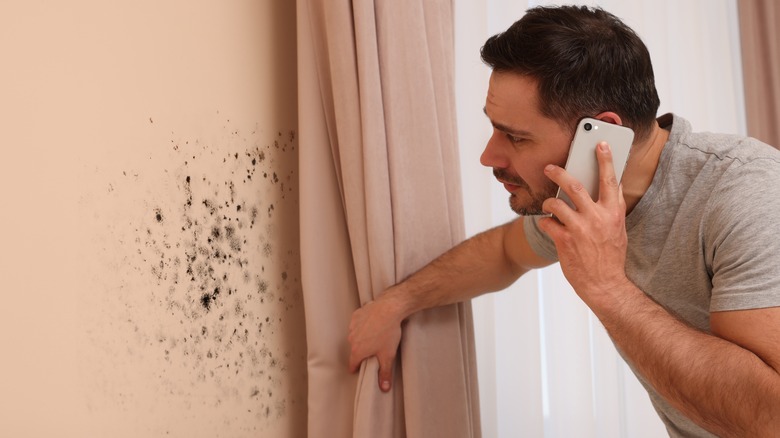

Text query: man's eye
(507, 134), (525, 144)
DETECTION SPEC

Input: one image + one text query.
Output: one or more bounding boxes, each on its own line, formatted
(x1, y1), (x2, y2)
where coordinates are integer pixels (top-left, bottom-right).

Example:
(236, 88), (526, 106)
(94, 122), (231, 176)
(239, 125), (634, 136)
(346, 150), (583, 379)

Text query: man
(347, 5), (780, 437)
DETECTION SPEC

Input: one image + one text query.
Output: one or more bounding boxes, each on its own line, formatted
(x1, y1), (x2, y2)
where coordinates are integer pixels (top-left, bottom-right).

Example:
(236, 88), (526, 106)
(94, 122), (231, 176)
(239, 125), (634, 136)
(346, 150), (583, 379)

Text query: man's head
(481, 5), (660, 141)
(479, 6), (660, 215)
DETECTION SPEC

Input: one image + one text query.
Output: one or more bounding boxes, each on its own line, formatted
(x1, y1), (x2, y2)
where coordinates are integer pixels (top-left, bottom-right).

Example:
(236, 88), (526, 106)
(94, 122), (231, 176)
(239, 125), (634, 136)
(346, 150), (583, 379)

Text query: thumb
(377, 355), (394, 392)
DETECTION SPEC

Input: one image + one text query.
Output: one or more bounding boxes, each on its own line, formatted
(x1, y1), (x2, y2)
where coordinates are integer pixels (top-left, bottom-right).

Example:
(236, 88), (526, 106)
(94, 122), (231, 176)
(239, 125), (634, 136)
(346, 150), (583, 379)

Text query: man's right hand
(347, 294), (405, 392)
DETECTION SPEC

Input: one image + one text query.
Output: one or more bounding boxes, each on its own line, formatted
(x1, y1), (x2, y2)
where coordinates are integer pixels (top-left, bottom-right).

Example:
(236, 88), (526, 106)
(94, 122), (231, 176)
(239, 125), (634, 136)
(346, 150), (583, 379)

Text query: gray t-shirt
(524, 113), (780, 437)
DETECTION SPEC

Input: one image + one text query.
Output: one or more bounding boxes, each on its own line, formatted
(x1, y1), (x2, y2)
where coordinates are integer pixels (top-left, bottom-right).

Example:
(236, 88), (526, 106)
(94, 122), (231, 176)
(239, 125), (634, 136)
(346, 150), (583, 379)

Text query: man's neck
(621, 122), (671, 214)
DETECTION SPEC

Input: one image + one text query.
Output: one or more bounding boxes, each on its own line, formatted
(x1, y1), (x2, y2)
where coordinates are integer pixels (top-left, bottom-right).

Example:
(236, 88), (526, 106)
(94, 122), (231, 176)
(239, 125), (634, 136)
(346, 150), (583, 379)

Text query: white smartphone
(556, 117), (635, 209)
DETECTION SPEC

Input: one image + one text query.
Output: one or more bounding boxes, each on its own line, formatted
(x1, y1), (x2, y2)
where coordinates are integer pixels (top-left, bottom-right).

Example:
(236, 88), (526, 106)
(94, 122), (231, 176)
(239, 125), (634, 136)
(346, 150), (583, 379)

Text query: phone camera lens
(584, 123), (592, 131)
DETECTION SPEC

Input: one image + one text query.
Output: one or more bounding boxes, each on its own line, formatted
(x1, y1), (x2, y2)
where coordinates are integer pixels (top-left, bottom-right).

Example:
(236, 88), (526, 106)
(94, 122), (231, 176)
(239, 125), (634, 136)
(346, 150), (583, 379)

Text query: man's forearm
(380, 221), (534, 320)
(348, 218), (550, 386)
(596, 284), (780, 437)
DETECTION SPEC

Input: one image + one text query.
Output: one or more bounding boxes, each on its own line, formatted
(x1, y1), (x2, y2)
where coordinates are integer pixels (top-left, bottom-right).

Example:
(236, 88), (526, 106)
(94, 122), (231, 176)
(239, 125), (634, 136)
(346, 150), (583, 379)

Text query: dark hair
(480, 6), (660, 142)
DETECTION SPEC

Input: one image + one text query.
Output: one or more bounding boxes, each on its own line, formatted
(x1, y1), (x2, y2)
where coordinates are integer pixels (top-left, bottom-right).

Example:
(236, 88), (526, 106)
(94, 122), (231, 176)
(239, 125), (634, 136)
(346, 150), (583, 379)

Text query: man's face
(481, 71), (573, 215)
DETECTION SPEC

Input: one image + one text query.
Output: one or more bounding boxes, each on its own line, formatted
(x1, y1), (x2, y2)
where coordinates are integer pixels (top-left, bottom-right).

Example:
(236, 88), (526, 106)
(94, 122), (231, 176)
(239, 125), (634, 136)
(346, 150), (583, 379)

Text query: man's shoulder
(668, 113), (780, 165)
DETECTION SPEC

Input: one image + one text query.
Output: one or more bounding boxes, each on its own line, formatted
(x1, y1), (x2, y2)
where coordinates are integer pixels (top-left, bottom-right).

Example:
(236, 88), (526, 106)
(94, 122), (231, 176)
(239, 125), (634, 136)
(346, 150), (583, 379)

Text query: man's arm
(540, 142), (780, 436)
(597, 288), (780, 437)
(347, 217), (553, 391)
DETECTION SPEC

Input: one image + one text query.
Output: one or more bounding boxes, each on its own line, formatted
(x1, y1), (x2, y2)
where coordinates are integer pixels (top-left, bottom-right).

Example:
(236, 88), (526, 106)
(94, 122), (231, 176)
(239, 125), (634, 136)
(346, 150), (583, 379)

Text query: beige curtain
(297, 0), (481, 437)
(739, 0), (780, 148)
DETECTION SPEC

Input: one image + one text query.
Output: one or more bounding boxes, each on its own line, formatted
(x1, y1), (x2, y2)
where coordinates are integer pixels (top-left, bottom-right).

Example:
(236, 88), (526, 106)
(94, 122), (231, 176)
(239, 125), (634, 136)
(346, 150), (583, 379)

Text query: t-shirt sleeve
(523, 215), (559, 262)
(707, 158), (780, 312)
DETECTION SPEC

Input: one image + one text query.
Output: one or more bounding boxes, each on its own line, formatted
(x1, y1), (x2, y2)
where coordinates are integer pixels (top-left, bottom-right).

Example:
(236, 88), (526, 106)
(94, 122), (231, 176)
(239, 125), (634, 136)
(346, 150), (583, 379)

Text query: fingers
(595, 142), (620, 205)
(346, 302), (399, 391)
(348, 349), (395, 392)
(542, 165), (588, 222)
(544, 164), (592, 211)
(537, 215), (565, 241)
(378, 355), (394, 392)
(543, 141), (620, 219)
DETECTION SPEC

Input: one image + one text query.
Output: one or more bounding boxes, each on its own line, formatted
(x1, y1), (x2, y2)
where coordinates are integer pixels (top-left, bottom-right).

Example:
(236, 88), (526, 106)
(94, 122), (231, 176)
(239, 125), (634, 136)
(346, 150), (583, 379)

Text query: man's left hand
(537, 141), (632, 311)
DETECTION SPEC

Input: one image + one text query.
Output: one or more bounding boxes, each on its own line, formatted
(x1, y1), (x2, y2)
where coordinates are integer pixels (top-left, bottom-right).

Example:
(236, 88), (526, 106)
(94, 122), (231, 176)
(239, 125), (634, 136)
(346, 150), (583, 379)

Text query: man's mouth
(494, 178), (520, 193)
(493, 169), (527, 192)
(501, 182), (520, 193)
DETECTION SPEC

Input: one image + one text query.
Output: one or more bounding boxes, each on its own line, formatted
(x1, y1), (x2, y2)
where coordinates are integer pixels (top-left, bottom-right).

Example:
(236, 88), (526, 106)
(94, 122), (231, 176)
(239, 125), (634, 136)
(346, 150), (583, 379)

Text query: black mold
(125, 124), (299, 428)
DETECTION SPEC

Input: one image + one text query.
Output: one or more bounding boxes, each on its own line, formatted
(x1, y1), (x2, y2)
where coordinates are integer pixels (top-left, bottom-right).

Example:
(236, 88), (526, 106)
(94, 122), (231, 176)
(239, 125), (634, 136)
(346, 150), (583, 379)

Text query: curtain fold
(297, 0), (480, 437)
(738, 0), (780, 148)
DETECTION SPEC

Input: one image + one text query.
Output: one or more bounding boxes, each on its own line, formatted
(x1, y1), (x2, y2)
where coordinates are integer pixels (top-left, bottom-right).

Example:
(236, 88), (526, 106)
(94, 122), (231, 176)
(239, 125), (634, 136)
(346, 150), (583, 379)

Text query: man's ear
(593, 111), (623, 126)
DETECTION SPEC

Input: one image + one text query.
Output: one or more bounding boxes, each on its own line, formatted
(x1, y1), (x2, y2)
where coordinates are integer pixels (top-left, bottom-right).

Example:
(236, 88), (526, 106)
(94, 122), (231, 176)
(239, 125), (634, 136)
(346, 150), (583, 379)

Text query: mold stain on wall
(78, 115), (306, 437)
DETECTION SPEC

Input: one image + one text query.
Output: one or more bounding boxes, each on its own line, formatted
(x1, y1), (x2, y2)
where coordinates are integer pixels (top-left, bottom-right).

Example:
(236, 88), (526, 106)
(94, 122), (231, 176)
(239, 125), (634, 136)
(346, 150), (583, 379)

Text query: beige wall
(0, 1), (306, 437)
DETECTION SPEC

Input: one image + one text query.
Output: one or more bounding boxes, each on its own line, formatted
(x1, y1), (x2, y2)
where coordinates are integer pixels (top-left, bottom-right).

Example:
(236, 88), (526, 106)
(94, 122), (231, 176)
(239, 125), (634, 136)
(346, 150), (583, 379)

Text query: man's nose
(480, 132), (508, 169)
